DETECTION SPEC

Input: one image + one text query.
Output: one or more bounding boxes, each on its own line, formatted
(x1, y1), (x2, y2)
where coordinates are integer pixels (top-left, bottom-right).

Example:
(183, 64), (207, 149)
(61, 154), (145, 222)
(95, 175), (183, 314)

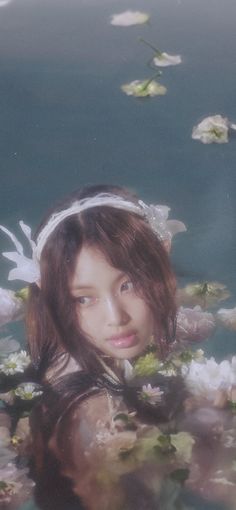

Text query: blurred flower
(176, 306), (216, 342)
(192, 115), (236, 144)
(121, 79), (167, 98)
(162, 349), (205, 378)
(177, 281), (230, 309)
(110, 10), (149, 27)
(183, 357), (236, 400)
(153, 52), (182, 67)
(170, 432), (195, 463)
(10, 435), (22, 447)
(14, 382), (42, 400)
(217, 307), (236, 330)
(0, 288), (25, 327)
(0, 335), (20, 356)
(140, 384), (163, 405)
(15, 287), (29, 302)
(0, 462), (34, 504)
(0, 350), (30, 375)
(134, 352), (161, 377)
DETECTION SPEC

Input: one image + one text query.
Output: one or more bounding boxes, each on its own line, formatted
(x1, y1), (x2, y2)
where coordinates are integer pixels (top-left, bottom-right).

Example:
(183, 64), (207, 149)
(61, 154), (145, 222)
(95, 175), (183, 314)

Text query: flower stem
(139, 38), (162, 57)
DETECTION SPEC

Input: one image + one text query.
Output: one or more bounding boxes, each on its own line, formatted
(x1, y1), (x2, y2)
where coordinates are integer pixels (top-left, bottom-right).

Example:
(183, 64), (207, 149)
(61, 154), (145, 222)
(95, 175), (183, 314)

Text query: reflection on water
(0, 0), (236, 509)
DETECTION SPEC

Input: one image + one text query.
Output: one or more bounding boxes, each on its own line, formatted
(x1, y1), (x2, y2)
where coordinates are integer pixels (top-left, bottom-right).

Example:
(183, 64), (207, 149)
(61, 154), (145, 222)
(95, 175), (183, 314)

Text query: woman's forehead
(71, 245), (125, 290)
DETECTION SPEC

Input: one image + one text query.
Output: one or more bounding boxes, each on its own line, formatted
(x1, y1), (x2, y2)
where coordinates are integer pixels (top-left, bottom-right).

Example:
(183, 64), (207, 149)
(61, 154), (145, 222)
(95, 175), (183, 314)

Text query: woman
(1, 185), (233, 510)
(24, 184), (188, 509)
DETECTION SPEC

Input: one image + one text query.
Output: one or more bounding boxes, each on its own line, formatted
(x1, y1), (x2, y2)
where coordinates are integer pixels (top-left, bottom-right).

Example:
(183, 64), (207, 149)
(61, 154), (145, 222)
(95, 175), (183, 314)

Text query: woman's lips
(107, 333), (138, 349)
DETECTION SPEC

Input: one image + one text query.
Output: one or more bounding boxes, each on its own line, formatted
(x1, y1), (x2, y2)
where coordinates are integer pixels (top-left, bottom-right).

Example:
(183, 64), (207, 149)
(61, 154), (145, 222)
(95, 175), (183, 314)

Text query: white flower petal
(0, 226), (23, 255)
(0, 288), (25, 327)
(192, 115), (229, 144)
(217, 307), (236, 330)
(182, 356), (236, 400)
(153, 52), (182, 67)
(110, 10), (150, 27)
(19, 221), (36, 251)
(14, 382), (42, 400)
(121, 79), (167, 98)
(0, 350), (30, 375)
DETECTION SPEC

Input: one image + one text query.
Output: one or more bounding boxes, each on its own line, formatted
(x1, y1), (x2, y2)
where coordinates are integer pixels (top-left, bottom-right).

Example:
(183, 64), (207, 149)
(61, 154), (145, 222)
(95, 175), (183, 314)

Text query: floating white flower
(0, 350), (30, 375)
(217, 307), (236, 330)
(139, 39), (182, 68)
(176, 306), (216, 342)
(140, 384), (163, 405)
(121, 79), (167, 98)
(0, 288), (25, 327)
(192, 115), (236, 144)
(183, 357), (236, 400)
(14, 382), (42, 400)
(177, 281), (230, 308)
(153, 52), (182, 67)
(110, 10), (150, 27)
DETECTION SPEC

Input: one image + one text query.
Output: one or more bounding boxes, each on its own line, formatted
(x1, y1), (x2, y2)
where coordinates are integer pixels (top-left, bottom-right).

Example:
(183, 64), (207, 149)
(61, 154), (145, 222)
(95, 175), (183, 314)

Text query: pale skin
(70, 245), (155, 360)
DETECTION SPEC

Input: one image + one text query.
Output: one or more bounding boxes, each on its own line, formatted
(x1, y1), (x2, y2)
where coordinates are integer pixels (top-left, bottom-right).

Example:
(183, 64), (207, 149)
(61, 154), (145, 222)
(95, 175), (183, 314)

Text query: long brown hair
(26, 185), (176, 379)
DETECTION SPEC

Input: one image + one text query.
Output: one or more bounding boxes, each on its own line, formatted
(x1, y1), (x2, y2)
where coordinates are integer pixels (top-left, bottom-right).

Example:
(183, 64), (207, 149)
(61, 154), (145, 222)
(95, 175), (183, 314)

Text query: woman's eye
(76, 296), (96, 307)
(120, 280), (134, 292)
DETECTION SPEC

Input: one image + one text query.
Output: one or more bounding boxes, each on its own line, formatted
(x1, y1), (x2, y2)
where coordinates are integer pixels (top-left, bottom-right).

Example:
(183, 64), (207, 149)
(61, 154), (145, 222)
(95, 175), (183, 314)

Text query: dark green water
(0, 1), (235, 508)
(1, 0), (236, 355)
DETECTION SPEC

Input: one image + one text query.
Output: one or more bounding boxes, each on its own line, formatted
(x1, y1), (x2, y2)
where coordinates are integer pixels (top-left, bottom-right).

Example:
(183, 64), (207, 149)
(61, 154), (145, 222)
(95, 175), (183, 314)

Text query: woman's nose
(104, 296), (129, 326)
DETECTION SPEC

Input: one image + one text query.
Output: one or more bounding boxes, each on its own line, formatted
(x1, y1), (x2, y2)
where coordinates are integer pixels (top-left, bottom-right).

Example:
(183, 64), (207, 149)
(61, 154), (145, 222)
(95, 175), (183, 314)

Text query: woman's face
(70, 245), (155, 359)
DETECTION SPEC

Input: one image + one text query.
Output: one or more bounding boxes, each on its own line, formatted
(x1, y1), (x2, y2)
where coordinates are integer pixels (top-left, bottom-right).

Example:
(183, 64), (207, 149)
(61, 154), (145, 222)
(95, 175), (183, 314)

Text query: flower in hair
(0, 193), (187, 284)
(0, 222), (40, 283)
(138, 201), (186, 240)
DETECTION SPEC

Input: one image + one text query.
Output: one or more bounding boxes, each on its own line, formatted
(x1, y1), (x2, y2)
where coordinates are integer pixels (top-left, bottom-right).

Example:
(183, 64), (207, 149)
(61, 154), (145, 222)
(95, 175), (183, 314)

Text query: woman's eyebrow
(71, 272), (127, 292)
(71, 284), (95, 291)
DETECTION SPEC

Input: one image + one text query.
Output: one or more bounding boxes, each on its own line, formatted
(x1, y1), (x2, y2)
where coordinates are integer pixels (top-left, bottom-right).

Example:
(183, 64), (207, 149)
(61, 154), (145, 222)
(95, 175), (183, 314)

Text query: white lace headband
(0, 193), (186, 283)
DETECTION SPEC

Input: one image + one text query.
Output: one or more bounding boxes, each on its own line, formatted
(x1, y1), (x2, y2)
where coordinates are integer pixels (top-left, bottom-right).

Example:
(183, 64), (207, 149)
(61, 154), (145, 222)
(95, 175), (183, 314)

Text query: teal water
(0, 0), (235, 508)
(0, 0), (236, 354)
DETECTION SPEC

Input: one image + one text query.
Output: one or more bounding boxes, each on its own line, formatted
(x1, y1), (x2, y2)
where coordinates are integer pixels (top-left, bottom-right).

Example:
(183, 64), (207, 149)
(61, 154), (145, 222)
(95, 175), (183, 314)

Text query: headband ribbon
(0, 193), (186, 283)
